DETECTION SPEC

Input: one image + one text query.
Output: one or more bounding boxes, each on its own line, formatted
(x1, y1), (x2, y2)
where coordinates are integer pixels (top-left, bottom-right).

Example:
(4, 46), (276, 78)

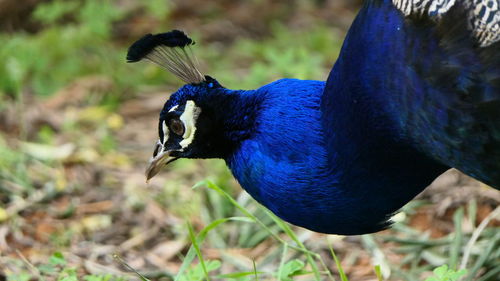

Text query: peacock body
(128, 0), (500, 235)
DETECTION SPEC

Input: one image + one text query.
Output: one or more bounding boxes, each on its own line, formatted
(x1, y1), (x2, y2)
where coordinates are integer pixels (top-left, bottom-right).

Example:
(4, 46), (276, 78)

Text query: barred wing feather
(392, 0), (500, 46)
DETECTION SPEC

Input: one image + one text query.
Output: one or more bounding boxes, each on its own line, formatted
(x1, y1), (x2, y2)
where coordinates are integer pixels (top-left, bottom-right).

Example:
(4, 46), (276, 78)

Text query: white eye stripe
(169, 105), (179, 112)
(162, 120), (169, 145)
(179, 100), (201, 148)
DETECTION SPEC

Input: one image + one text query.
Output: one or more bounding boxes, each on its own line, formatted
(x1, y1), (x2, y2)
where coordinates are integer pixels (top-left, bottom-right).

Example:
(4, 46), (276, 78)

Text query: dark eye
(169, 119), (185, 136)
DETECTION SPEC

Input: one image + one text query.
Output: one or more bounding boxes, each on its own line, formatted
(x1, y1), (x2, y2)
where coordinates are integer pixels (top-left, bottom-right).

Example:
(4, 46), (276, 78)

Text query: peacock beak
(145, 140), (178, 182)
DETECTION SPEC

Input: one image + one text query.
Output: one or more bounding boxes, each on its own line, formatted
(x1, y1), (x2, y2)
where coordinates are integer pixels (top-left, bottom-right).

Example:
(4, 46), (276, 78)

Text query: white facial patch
(161, 120), (169, 145)
(179, 100), (201, 148)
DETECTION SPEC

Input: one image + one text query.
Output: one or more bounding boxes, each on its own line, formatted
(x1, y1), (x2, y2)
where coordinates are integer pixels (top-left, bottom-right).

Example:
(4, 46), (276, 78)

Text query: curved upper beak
(145, 141), (178, 182)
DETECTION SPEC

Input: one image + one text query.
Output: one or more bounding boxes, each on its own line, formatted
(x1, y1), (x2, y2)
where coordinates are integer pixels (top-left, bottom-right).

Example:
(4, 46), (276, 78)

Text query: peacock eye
(169, 119), (185, 136)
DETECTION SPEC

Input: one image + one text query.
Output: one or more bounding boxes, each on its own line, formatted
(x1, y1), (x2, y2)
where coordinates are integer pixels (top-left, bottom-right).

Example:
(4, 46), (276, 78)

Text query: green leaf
(50, 252), (66, 266)
(434, 265), (448, 278)
(178, 260), (221, 281)
(58, 267), (78, 281)
(278, 259), (305, 281)
(424, 265), (468, 281)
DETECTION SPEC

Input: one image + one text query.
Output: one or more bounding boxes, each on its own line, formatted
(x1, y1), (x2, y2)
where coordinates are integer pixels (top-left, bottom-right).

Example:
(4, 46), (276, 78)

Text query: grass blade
(374, 265), (383, 281)
(329, 242), (348, 281)
(261, 207), (326, 281)
(465, 232), (500, 281)
(198, 180), (330, 280)
(216, 271), (266, 279)
(449, 207), (464, 269)
(253, 259), (260, 281)
(277, 244), (289, 281)
(175, 216), (253, 281)
(187, 222), (210, 281)
(460, 206), (500, 270)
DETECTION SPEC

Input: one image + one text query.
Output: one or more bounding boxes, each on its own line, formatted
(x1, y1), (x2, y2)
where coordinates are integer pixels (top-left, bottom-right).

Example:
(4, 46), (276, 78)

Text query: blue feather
(133, 0), (500, 235)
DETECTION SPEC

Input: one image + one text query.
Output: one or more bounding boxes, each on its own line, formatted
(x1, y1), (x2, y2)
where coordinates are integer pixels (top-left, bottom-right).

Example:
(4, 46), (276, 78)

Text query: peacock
(127, 0), (500, 235)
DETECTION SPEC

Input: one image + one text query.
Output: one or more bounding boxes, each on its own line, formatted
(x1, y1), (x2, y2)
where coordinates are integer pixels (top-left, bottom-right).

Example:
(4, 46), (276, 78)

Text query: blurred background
(0, 0), (498, 280)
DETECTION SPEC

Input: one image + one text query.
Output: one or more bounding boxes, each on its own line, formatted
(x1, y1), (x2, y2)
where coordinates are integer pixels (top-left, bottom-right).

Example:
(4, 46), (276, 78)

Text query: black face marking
(153, 141), (161, 157)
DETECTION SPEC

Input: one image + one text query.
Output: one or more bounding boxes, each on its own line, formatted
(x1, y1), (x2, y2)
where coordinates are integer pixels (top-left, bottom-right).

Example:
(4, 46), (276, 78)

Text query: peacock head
(127, 30), (244, 181)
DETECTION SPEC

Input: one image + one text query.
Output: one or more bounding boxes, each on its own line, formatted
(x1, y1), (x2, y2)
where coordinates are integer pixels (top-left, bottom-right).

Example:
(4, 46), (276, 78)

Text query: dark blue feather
(135, 0), (499, 235)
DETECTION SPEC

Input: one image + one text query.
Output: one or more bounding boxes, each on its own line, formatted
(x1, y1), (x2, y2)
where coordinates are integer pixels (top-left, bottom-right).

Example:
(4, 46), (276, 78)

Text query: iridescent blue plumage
(131, 0), (499, 235)
(324, 0), (500, 188)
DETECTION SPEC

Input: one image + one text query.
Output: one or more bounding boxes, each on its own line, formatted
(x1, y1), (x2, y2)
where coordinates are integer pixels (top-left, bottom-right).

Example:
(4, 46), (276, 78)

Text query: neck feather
(198, 87), (263, 159)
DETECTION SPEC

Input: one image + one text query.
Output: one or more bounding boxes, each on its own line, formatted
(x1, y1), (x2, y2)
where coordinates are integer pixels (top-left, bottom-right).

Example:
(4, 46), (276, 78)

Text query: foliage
(424, 265), (467, 281)
(0, 0), (168, 102)
(207, 23), (341, 90)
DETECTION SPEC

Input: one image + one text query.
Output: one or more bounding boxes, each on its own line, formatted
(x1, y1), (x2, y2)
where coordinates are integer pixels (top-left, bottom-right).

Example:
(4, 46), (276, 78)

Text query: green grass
(7, 179), (496, 280)
(5, 252), (128, 281)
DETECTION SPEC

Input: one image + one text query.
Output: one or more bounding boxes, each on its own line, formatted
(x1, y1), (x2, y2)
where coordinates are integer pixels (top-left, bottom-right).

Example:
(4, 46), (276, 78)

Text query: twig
(15, 249), (45, 281)
(6, 189), (47, 217)
(113, 253), (151, 281)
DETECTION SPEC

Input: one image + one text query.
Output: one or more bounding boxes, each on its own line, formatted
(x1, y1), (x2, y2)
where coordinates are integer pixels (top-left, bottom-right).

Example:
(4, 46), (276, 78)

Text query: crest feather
(127, 30), (205, 84)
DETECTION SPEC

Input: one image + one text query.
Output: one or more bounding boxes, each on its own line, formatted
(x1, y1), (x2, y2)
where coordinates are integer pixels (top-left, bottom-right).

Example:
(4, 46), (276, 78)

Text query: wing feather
(392, 0), (500, 46)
